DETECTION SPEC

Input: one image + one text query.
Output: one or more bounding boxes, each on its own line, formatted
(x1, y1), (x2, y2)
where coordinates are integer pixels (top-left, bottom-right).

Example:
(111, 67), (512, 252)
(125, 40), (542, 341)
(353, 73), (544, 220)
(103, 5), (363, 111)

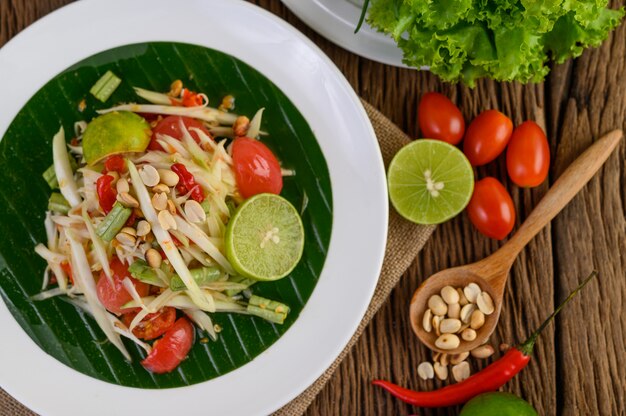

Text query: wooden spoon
(410, 129), (623, 355)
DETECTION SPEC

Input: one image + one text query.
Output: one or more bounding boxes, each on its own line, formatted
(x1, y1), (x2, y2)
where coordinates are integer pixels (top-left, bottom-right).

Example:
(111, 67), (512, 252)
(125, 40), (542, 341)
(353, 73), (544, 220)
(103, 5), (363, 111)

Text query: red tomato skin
(463, 110), (513, 166)
(467, 177), (516, 240)
(96, 258), (150, 315)
(103, 155), (126, 174)
(418, 92), (465, 145)
(121, 307), (176, 340)
(149, 116), (211, 150)
(141, 318), (195, 374)
(506, 121), (550, 187)
(232, 137), (283, 198)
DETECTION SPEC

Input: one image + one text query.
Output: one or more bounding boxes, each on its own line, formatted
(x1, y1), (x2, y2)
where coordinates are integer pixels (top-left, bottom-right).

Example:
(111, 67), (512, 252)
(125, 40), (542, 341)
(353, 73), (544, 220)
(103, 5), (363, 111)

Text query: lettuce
(366, 0), (624, 86)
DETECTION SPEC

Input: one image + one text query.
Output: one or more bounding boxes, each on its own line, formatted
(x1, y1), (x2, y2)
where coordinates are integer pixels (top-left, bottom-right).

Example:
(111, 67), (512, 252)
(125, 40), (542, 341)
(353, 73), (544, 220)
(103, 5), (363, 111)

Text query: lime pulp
(387, 139), (474, 225)
(225, 193), (304, 281)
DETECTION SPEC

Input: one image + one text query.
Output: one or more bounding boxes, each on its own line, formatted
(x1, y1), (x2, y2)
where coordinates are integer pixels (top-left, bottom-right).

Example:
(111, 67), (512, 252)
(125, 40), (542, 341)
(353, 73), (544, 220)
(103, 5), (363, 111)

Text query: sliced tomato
(232, 137), (283, 198)
(141, 318), (195, 374)
(149, 116), (211, 150)
(103, 155), (126, 174)
(121, 307), (176, 340)
(96, 257), (150, 315)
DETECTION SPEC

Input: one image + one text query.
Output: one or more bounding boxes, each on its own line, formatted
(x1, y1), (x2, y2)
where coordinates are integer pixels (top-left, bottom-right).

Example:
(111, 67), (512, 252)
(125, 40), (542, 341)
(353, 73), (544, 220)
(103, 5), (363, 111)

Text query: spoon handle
(494, 129), (623, 266)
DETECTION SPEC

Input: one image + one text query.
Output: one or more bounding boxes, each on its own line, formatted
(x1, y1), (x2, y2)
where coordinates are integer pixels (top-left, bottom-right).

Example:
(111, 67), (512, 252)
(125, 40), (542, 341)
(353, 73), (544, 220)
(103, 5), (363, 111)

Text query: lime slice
(225, 194), (304, 281)
(82, 111), (151, 165)
(387, 139), (474, 225)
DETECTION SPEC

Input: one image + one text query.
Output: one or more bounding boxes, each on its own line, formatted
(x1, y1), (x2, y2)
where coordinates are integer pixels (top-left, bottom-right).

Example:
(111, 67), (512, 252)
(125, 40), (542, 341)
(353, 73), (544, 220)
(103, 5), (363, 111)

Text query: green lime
(82, 111), (151, 165)
(225, 193), (304, 281)
(387, 139), (474, 224)
(460, 392), (538, 416)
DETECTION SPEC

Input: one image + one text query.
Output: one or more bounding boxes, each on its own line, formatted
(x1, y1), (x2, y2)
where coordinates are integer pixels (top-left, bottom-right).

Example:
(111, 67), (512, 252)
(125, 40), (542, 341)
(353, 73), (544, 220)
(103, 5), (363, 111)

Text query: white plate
(0, 0), (387, 415)
(282, 0), (408, 68)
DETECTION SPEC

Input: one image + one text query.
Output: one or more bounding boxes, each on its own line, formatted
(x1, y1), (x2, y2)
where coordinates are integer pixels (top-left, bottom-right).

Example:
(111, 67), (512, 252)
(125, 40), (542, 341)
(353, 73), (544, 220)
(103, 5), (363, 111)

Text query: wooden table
(2, 1), (625, 415)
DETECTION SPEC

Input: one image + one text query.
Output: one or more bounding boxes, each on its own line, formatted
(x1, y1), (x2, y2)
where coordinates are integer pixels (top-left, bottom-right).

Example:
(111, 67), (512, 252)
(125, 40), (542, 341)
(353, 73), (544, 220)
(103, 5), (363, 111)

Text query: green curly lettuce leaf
(366, 0), (624, 86)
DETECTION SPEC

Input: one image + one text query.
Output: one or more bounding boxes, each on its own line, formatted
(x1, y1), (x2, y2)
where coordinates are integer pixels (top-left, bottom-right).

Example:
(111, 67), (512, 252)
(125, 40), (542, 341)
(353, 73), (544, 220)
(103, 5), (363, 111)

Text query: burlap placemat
(0, 100), (435, 416)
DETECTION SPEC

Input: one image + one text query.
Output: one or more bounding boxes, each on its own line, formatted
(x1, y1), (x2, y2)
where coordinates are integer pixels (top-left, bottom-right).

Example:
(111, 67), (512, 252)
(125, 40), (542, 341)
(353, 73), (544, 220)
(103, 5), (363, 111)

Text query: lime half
(388, 139), (474, 224)
(82, 111), (151, 165)
(225, 194), (304, 281)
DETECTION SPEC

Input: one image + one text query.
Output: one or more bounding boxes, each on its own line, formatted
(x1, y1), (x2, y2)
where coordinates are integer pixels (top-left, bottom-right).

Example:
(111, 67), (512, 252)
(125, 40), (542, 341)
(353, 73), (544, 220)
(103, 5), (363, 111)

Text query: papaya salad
(34, 76), (305, 374)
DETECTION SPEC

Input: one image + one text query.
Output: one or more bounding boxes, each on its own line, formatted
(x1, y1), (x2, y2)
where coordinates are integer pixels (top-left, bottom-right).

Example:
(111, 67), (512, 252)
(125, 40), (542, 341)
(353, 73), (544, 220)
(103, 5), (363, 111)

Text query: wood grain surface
(2, 1), (625, 415)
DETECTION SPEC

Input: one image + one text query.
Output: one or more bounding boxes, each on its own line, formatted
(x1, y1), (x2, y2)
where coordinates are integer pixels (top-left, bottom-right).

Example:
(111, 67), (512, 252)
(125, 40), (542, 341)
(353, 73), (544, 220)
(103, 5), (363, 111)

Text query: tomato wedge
(103, 155), (126, 174)
(149, 116), (211, 151)
(121, 307), (176, 340)
(96, 257), (149, 315)
(232, 137), (283, 198)
(141, 318), (195, 374)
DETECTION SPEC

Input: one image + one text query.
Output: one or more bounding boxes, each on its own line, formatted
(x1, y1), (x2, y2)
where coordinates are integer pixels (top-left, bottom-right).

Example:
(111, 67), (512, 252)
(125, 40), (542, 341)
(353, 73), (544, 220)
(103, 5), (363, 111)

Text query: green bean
(170, 266), (221, 291)
(96, 202), (132, 242)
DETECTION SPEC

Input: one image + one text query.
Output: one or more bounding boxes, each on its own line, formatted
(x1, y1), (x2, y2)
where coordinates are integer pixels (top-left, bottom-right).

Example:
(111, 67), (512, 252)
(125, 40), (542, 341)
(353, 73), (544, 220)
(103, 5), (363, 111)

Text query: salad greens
(361, 0), (624, 86)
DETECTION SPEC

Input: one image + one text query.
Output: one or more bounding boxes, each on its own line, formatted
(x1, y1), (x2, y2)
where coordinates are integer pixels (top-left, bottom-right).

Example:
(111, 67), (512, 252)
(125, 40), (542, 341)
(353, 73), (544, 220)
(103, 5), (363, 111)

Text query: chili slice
(373, 272), (596, 408)
(60, 261), (74, 285)
(171, 163), (204, 202)
(181, 89), (203, 107)
(96, 174), (117, 214)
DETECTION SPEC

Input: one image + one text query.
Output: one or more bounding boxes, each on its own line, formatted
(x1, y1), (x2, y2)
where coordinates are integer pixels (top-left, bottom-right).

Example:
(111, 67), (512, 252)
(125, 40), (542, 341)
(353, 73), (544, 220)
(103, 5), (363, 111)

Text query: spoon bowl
(409, 129), (623, 354)
(410, 266), (502, 354)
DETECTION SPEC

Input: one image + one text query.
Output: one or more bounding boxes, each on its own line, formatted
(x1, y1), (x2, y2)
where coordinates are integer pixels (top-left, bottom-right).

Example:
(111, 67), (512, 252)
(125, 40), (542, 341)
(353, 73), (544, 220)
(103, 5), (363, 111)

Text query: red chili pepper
(125, 210), (137, 227)
(170, 233), (183, 246)
(170, 163), (204, 202)
(96, 174), (117, 213)
(181, 89), (203, 107)
(60, 261), (74, 285)
(104, 155), (126, 174)
(373, 272), (596, 408)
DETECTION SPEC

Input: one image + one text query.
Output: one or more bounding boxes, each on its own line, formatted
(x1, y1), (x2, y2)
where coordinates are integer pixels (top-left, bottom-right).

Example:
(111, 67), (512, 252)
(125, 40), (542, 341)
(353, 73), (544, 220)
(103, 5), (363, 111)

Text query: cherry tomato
(506, 121), (550, 187)
(463, 110), (513, 166)
(121, 307), (176, 340)
(149, 116), (211, 150)
(418, 92), (465, 144)
(141, 318), (195, 374)
(103, 155), (126, 174)
(96, 174), (117, 214)
(96, 257), (150, 315)
(467, 177), (516, 240)
(232, 137), (283, 198)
